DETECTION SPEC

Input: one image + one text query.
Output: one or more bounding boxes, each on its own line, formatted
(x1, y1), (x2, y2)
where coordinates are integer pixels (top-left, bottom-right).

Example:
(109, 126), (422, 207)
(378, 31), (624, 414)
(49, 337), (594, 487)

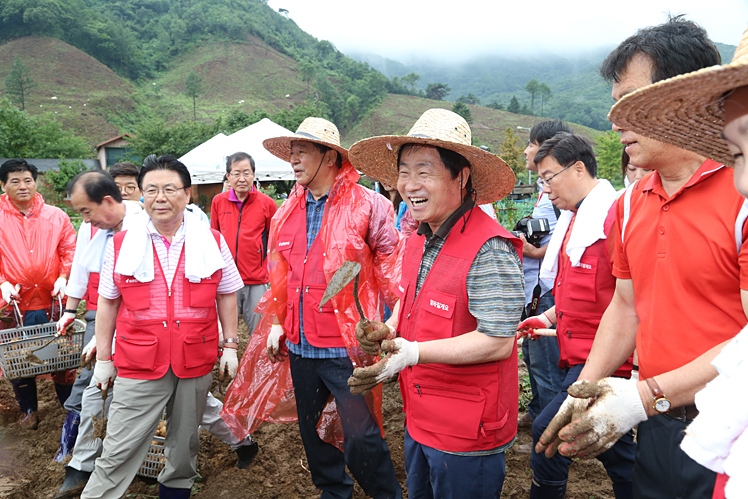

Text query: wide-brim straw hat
(348, 108), (515, 205)
(263, 117), (348, 163)
(609, 26), (748, 167)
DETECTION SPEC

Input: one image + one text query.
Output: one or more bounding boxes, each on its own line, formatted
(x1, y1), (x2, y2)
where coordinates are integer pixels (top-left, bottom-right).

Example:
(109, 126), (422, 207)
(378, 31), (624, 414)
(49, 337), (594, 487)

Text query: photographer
(516, 120), (571, 434)
(517, 133), (635, 498)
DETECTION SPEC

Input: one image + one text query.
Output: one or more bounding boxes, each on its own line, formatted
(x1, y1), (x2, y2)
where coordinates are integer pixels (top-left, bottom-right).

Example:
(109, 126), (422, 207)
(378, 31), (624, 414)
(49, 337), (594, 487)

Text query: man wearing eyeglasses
(210, 152), (278, 336)
(108, 162), (142, 202)
(82, 155), (243, 499)
(516, 133), (635, 498)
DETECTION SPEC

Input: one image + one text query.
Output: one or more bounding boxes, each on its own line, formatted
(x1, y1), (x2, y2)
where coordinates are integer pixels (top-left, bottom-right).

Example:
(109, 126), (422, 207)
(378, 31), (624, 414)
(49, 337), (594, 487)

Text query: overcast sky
(267, 0), (747, 63)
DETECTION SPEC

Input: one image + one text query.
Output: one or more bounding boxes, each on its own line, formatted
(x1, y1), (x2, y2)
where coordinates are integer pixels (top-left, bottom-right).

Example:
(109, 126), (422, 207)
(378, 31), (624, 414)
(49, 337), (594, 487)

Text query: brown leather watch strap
(645, 377), (665, 400)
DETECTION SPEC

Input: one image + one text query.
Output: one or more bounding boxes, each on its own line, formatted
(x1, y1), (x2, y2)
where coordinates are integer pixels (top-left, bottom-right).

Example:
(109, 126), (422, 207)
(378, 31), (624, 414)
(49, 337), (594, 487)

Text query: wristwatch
(645, 377), (671, 413)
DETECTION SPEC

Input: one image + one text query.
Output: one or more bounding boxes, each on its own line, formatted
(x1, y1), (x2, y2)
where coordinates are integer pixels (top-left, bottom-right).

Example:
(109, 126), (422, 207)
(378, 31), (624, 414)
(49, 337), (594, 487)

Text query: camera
(512, 217), (551, 247)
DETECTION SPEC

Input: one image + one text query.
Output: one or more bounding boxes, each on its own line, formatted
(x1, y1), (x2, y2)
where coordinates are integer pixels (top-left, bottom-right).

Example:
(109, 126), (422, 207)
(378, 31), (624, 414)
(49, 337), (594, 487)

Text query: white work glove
(348, 338), (419, 396)
(94, 359), (116, 391)
(1, 282), (19, 304)
(517, 312), (553, 341)
(266, 324), (287, 363)
(57, 312), (76, 336)
(80, 336), (97, 370)
(219, 348), (238, 380)
(52, 277), (67, 299)
(356, 320), (395, 356)
(537, 378), (648, 459)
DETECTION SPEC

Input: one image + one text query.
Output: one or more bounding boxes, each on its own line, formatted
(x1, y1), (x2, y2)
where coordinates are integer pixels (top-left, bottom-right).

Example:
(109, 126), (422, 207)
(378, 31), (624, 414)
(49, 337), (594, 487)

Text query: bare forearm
(385, 300), (400, 330)
(418, 332), (514, 365)
(65, 296), (82, 311)
(95, 297), (119, 360)
(579, 292), (638, 382)
(217, 293), (238, 347)
(524, 243), (548, 260)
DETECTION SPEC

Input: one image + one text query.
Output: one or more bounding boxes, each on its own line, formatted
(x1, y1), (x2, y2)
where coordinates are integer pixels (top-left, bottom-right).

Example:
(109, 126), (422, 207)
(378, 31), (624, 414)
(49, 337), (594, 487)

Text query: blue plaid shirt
(286, 190), (348, 359)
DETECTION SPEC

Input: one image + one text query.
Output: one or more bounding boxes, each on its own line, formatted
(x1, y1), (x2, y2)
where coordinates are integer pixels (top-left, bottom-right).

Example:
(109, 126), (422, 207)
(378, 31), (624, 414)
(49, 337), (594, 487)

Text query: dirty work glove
(219, 348), (238, 380)
(538, 378), (648, 459)
(52, 277), (67, 299)
(57, 312), (76, 336)
(94, 359), (116, 391)
(356, 320), (395, 356)
(535, 387), (592, 458)
(1, 282), (19, 304)
(80, 336), (97, 370)
(266, 324), (288, 363)
(517, 312), (553, 341)
(348, 338), (419, 396)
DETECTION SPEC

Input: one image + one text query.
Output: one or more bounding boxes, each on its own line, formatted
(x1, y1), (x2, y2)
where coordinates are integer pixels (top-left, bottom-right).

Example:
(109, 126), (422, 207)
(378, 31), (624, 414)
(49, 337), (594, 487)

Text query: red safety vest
(397, 208), (522, 452)
(111, 229), (222, 380)
(275, 197), (345, 348)
(83, 227), (100, 311)
(553, 206), (632, 376)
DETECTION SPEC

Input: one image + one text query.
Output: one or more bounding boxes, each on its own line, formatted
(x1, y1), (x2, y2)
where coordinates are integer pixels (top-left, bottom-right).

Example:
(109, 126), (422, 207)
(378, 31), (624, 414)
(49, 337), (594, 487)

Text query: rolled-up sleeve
(466, 237), (525, 337)
(67, 223), (92, 300)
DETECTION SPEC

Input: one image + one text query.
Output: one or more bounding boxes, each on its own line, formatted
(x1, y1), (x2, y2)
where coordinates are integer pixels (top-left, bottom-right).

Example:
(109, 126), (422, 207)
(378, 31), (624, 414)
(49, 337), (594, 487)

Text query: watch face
(655, 398), (671, 413)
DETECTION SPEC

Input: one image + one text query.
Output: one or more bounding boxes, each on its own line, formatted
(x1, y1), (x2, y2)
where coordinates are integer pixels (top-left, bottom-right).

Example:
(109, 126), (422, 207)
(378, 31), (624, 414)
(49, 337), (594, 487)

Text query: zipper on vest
(168, 289), (172, 297)
(162, 321), (167, 328)
(415, 384), (421, 396)
(480, 422), (486, 437)
(176, 321), (180, 328)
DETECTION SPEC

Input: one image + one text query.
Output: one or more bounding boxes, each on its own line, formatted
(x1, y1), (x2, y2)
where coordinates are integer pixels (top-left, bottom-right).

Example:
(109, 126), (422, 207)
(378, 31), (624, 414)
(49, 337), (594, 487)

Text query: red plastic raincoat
(221, 161), (404, 449)
(0, 193), (76, 311)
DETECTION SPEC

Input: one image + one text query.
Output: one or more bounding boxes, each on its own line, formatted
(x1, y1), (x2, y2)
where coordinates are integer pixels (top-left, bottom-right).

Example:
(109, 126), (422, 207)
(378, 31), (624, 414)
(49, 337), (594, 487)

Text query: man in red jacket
(517, 133), (635, 499)
(211, 152), (277, 335)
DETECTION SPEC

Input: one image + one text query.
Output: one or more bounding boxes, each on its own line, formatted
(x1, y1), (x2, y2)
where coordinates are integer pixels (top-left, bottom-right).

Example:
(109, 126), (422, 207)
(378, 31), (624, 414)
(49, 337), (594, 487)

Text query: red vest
(397, 208), (522, 452)
(111, 229), (222, 380)
(83, 227), (100, 311)
(554, 206), (632, 376)
(275, 196), (344, 348)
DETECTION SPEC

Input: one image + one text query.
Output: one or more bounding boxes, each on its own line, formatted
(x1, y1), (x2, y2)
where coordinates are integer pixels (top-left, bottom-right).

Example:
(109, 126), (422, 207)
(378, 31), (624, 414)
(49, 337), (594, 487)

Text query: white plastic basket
(0, 319), (85, 380)
(138, 435), (166, 478)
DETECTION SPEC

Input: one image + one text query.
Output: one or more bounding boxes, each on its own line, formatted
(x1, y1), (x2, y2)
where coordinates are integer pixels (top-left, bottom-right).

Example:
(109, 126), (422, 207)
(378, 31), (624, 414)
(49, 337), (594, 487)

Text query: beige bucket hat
(263, 117), (348, 163)
(609, 26), (748, 167)
(348, 108), (515, 205)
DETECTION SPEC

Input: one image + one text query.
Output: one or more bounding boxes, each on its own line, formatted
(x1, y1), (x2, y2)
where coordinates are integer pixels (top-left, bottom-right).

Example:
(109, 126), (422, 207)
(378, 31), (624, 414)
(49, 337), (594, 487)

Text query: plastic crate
(0, 319), (85, 380)
(138, 435), (166, 478)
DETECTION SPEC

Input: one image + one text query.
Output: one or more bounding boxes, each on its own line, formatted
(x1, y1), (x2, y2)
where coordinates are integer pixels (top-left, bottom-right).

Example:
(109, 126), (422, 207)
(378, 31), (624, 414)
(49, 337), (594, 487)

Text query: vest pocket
(114, 335), (157, 372)
(119, 281), (150, 311)
(565, 256), (597, 302)
(408, 381), (486, 440)
(416, 290), (457, 341)
(184, 331), (219, 369)
(185, 275), (220, 308)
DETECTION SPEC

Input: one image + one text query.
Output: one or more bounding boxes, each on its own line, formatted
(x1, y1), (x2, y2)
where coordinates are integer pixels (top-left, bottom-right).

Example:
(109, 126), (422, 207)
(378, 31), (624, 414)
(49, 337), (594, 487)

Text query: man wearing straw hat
(222, 117), (403, 499)
(347, 108), (525, 498)
(535, 17), (748, 499)
(586, 25), (748, 499)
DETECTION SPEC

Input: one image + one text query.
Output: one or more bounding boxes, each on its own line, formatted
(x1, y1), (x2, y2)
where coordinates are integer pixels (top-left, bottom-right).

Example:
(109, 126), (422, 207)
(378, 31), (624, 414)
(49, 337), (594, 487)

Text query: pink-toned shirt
(98, 219), (243, 300)
(229, 187), (254, 209)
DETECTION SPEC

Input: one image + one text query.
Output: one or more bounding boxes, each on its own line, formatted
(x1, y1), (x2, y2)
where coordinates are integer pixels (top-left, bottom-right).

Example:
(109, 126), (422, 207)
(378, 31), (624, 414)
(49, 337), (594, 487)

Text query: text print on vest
(125, 278), (138, 283)
(580, 263), (592, 270)
(278, 241), (291, 247)
(429, 299), (450, 312)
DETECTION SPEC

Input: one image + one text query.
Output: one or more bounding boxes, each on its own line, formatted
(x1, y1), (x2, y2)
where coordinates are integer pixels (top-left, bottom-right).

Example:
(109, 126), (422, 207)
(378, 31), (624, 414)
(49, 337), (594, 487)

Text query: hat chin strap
(459, 169), (476, 234)
(299, 155), (327, 210)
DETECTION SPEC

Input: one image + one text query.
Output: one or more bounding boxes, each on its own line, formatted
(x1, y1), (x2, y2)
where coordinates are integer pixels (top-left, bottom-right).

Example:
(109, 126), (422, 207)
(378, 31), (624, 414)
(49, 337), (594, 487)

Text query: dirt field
(0, 327), (615, 499)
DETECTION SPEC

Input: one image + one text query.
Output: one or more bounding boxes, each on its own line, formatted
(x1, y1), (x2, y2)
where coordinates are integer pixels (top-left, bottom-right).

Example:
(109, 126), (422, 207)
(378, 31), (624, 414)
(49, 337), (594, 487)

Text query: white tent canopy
(181, 118), (296, 184)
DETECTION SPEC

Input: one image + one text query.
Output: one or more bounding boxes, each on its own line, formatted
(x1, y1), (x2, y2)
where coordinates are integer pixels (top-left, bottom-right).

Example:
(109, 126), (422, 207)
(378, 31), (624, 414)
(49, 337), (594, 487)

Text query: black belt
(666, 405), (699, 422)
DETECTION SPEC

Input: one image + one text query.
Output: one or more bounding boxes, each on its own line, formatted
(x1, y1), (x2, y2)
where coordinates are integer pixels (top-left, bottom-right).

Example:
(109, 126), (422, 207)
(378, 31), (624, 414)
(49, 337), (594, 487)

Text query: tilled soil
(0, 326), (614, 499)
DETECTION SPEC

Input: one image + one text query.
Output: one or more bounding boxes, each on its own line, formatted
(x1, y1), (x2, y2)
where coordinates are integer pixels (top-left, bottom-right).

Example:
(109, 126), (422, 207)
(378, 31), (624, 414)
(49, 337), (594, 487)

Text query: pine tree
(4, 57), (37, 111)
(507, 95), (521, 114)
(498, 127), (526, 181)
(184, 71), (202, 121)
(452, 101), (473, 124)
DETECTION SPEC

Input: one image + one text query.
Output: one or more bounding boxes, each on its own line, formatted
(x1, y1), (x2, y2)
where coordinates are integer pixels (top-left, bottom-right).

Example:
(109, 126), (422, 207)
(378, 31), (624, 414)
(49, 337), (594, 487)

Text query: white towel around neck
(114, 208), (226, 283)
(80, 201), (144, 274)
(540, 179), (617, 284)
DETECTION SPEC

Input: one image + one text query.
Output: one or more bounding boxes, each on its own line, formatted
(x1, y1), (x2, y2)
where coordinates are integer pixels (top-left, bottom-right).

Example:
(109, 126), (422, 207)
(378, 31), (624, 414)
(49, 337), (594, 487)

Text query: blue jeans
(404, 427), (506, 499)
(522, 292), (565, 419)
(288, 353), (402, 499)
(531, 364), (635, 486)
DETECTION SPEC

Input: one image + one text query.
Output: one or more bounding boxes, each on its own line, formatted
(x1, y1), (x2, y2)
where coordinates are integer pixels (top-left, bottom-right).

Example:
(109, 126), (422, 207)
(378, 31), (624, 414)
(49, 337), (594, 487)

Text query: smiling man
(517, 133), (635, 499)
(210, 152), (277, 337)
(81, 155), (243, 499)
(347, 109), (524, 499)
(536, 17), (748, 499)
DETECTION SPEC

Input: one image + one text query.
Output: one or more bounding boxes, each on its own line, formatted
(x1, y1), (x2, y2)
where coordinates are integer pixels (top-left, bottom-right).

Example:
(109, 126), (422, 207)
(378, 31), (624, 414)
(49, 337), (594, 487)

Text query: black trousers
(288, 353), (402, 499)
(633, 414), (716, 499)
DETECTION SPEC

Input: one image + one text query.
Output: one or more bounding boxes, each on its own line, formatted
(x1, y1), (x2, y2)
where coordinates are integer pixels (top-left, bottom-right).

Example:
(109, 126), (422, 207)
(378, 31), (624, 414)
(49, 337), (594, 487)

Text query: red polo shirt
(613, 160), (748, 379)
